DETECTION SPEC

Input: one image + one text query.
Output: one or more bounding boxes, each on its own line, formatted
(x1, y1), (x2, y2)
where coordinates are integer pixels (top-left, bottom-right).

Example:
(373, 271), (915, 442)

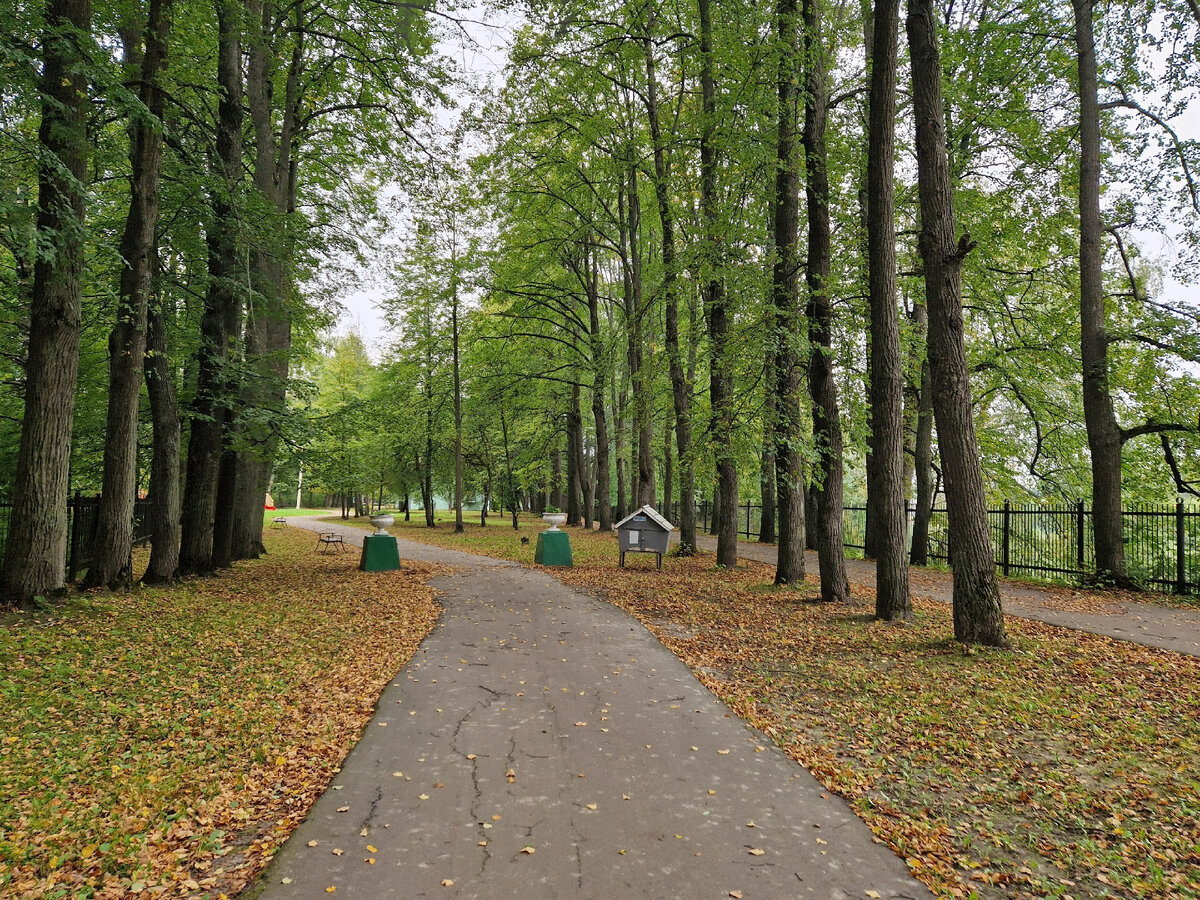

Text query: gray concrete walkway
(697, 535), (1200, 658)
(255, 520), (930, 899)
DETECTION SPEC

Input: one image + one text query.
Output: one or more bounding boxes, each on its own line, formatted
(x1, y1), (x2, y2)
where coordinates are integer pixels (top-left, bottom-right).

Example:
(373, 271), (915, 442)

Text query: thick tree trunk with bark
(699, 0), (739, 568)
(179, 0), (242, 576)
(759, 349), (777, 544)
(642, 23), (696, 552)
(622, 168), (655, 509)
(1073, 0), (1127, 585)
(567, 388), (584, 525)
(773, 0), (807, 586)
(85, 0), (171, 590)
(142, 289), (181, 583)
(803, 0), (849, 602)
(551, 449), (563, 511)
(1, 0), (92, 605)
(907, 0), (1007, 645)
(587, 247), (612, 530)
(910, 303), (935, 565)
(866, 0), (912, 618)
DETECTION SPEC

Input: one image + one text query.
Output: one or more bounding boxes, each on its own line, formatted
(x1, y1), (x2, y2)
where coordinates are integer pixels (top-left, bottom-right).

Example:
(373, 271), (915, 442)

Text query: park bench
(316, 532), (346, 553)
(271, 516), (287, 528)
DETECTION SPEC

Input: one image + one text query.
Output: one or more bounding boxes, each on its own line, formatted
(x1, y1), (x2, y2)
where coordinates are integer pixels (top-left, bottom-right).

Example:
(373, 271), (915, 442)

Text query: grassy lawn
(0, 528), (443, 899)
(375, 516), (1200, 900)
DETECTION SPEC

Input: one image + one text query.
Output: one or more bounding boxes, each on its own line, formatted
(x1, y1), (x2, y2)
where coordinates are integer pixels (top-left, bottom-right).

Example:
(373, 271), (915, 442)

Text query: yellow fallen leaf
(575, 721), (587, 727)
(748, 848), (765, 856)
(418, 794), (430, 800)
(325, 888), (336, 894)
(307, 840), (318, 847)
(491, 814), (502, 821)
(365, 858), (375, 864)
(331, 848), (343, 856)
(691, 746), (698, 752)
(730, 892), (743, 899)
(478, 840), (488, 846)
(816, 837), (827, 845)
(717, 749), (730, 755)
(392, 771), (403, 777)
(521, 846), (536, 854)
(80, 845), (97, 859)
(746, 821), (756, 828)
(359, 827), (368, 836)
(441, 879), (454, 887)
(336, 806), (349, 813)
(366, 845), (377, 853)
(281, 878), (293, 885)
(865, 893), (882, 899)
(586, 803), (597, 810)
(466, 754), (476, 760)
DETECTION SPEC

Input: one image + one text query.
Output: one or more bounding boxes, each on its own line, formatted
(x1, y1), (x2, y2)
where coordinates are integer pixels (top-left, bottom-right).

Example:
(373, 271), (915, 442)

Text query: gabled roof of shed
(613, 504), (675, 532)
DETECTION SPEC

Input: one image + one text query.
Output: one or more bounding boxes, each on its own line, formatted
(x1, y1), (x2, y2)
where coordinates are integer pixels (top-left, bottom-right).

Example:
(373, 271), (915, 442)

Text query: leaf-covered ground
(382, 515), (1200, 899)
(0, 528), (444, 899)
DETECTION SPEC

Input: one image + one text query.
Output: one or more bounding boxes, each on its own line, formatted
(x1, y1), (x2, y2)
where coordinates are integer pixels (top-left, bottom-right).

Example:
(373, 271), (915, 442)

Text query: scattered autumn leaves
(0, 527), (443, 898)
(391, 519), (1200, 900)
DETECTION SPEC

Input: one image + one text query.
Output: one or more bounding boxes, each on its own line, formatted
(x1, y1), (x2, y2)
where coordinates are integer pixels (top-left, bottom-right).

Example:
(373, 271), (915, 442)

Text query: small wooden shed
(614, 505), (674, 569)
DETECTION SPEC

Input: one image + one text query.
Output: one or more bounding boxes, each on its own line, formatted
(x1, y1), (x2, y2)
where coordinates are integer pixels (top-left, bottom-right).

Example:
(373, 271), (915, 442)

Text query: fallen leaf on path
(748, 848), (765, 856)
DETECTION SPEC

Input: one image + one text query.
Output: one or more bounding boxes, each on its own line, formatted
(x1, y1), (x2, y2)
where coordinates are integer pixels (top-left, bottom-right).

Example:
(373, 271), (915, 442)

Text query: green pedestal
(359, 533), (402, 572)
(534, 529), (573, 566)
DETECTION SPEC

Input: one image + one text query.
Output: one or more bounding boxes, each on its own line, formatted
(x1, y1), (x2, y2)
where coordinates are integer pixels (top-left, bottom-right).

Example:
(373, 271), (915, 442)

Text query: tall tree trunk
(642, 21), (696, 552)
(803, 0), (849, 602)
(867, 0), (912, 618)
(179, 0), (242, 576)
(907, 0), (1006, 645)
(773, 0), (807, 586)
(85, 0), (171, 590)
(614, 370), (628, 523)
(587, 245), (612, 530)
(621, 166), (655, 509)
(143, 286), (181, 584)
(910, 302), (934, 565)
(551, 448), (563, 511)
(0, 0), (92, 605)
(699, 0), (739, 568)
(452, 239), (465, 534)
(663, 420), (674, 518)
(1073, 0), (1126, 585)
(230, 0), (299, 561)
(759, 348), (778, 543)
(567, 389), (584, 525)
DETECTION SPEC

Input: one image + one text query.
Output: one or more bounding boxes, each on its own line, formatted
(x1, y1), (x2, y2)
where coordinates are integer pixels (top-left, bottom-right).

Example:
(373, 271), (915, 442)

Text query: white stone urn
(369, 513), (395, 535)
(542, 512), (567, 531)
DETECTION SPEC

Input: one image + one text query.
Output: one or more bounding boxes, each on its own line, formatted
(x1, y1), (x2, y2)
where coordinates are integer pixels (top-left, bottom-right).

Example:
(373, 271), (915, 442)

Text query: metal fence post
(67, 491), (80, 583)
(1077, 499), (1086, 572)
(744, 501), (750, 538)
(1177, 499), (1186, 595)
(1002, 500), (1011, 577)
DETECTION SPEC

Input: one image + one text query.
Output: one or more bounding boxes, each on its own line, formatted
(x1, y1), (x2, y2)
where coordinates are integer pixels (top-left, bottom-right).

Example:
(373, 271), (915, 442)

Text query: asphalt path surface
(254, 520), (931, 899)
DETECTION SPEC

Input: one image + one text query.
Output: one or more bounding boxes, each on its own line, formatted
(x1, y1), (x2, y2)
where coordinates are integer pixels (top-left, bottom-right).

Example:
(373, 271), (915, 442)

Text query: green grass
(0, 528), (440, 898)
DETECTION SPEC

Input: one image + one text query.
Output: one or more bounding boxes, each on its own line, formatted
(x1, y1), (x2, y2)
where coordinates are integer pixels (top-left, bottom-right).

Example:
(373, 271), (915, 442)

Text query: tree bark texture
(142, 288), (181, 584)
(759, 348), (777, 544)
(773, 0), (807, 586)
(1073, 0), (1127, 585)
(587, 245), (612, 530)
(803, 0), (849, 602)
(700, 0), (739, 568)
(0, 0), (92, 605)
(866, 0), (912, 618)
(642, 22), (696, 552)
(179, 0), (242, 576)
(910, 302), (935, 565)
(907, 0), (1007, 646)
(567, 387), (584, 525)
(85, 0), (171, 590)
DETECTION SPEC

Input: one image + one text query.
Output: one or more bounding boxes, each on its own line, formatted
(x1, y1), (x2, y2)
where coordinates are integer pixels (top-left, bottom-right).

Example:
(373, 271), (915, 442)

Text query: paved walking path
(697, 536), (1200, 658)
(255, 519), (930, 899)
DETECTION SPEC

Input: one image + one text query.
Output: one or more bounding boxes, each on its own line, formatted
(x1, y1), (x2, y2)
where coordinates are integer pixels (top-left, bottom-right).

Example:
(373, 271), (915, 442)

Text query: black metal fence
(680, 498), (1199, 596)
(0, 494), (154, 582)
